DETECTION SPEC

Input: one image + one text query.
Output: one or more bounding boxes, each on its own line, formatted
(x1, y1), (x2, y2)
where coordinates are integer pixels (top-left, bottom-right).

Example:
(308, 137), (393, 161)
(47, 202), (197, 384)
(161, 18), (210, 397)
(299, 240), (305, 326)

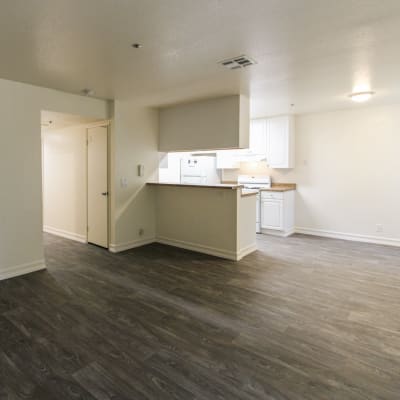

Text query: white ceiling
(41, 110), (102, 131)
(2, 0), (400, 117)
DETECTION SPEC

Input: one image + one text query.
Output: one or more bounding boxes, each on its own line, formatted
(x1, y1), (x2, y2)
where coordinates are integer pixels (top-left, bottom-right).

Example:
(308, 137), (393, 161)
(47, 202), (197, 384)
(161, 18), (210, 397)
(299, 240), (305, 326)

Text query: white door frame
(86, 121), (111, 248)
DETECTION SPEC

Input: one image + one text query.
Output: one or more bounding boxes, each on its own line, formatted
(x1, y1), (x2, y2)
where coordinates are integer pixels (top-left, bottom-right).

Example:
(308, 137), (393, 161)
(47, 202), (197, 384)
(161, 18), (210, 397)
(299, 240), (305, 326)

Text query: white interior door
(87, 126), (108, 248)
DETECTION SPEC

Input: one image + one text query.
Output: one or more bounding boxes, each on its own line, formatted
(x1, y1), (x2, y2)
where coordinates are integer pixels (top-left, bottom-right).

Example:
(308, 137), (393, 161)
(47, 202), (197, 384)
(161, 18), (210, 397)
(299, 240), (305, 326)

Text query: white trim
(86, 120), (111, 129)
(109, 236), (258, 260)
(109, 237), (155, 253)
(0, 259), (46, 281)
(156, 237), (240, 261)
(295, 227), (400, 247)
(261, 228), (295, 237)
(237, 243), (258, 260)
(43, 226), (87, 243)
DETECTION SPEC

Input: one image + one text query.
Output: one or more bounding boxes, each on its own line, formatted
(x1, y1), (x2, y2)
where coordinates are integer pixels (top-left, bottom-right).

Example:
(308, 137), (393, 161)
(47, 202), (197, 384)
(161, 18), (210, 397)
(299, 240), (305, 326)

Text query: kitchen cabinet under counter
(260, 187), (295, 237)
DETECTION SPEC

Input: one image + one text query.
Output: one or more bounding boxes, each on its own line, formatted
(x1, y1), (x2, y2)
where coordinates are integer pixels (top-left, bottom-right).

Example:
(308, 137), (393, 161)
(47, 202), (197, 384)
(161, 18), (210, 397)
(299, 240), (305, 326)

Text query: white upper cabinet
(217, 115), (295, 169)
(249, 119), (267, 155)
(266, 115), (295, 169)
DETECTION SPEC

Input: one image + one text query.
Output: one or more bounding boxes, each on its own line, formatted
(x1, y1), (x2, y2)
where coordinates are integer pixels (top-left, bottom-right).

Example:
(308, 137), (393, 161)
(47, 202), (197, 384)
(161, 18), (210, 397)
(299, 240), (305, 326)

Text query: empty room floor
(0, 233), (400, 399)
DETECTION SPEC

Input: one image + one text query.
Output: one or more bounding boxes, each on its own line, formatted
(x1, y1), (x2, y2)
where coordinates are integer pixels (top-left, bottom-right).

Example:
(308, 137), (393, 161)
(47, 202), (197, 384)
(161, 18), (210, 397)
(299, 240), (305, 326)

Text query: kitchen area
(148, 94), (297, 261)
(156, 113), (297, 238)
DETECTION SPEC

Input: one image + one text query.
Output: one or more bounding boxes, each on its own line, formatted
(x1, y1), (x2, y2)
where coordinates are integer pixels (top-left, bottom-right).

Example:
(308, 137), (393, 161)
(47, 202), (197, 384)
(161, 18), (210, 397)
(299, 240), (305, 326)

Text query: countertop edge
(241, 191), (258, 197)
(147, 182), (243, 190)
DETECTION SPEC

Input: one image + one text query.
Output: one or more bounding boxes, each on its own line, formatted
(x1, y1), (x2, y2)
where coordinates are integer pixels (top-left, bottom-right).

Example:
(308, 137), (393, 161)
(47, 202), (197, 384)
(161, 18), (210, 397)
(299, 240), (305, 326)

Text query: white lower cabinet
(261, 199), (283, 230)
(260, 191), (295, 237)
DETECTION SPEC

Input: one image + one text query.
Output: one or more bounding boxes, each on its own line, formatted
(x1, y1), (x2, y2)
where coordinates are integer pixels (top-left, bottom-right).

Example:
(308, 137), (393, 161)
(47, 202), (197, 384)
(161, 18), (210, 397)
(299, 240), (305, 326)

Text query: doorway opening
(41, 110), (110, 249)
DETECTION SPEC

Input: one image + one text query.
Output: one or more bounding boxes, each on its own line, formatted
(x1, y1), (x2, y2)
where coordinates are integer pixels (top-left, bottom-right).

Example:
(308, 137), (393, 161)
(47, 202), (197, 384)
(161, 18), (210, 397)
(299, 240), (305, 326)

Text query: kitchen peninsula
(147, 182), (257, 261)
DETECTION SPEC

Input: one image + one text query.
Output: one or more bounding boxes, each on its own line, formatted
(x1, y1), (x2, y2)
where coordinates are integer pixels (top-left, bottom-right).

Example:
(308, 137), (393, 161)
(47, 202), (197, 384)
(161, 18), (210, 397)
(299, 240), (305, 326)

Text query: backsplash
(222, 161), (296, 183)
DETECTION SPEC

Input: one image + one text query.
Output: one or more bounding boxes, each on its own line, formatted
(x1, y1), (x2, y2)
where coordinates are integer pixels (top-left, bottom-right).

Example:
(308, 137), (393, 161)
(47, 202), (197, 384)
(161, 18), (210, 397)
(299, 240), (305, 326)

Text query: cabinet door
(267, 116), (288, 168)
(261, 200), (283, 230)
(250, 119), (267, 155)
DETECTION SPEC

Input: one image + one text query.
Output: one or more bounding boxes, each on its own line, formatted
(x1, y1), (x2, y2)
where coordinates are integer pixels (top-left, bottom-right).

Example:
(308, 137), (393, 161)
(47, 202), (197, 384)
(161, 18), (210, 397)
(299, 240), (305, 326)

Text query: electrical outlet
(376, 224), (383, 233)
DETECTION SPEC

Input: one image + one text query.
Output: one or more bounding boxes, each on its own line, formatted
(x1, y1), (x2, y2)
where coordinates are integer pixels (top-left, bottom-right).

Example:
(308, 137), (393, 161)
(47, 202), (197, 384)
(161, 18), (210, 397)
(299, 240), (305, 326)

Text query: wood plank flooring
(1, 233), (400, 399)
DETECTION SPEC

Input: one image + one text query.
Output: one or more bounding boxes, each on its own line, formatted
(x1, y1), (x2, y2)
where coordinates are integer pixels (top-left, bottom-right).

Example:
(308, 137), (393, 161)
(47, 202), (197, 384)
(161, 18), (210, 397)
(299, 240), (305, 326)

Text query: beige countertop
(240, 189), (258, 197)
(222, 181), (297, 192)
(147, 182), (291, 195)
(147, 181), (258, 197)
(147, 181), (243, 190)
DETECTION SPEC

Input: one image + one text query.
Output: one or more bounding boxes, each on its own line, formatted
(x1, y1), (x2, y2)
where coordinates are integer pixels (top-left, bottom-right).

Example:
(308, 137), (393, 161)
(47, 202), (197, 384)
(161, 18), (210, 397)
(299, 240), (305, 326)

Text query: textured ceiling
(2, 0), (400, 116)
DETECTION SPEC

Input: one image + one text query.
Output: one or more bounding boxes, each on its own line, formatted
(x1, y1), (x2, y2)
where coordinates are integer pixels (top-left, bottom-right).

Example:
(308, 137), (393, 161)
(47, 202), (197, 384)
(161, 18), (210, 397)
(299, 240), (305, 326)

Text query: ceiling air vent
(219, 55), (257, 70)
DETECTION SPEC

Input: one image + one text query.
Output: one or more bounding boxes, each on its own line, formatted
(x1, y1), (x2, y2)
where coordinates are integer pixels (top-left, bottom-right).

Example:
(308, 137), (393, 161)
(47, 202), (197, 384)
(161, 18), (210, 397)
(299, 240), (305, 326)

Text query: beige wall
(42, 125), (87, 242)
(226, 104), (400, 244)
(156, 186), (256, 260)
(0, 78), (109, 280)
(237, 191), (257, 253)
(159, 95), (249, 151)
(109, 100), (159, 251)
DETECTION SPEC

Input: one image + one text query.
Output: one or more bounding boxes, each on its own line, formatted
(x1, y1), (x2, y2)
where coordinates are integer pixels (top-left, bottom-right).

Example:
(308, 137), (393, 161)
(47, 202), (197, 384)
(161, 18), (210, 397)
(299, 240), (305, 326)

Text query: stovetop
(243, 184), (271, 190)
(237, 175), (271, 190)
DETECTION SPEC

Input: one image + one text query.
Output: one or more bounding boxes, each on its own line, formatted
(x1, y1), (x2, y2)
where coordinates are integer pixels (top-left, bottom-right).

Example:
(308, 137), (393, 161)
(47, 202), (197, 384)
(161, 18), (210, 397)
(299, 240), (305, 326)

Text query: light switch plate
(120, 177), (128, 188)
(138, 164), (144, 177)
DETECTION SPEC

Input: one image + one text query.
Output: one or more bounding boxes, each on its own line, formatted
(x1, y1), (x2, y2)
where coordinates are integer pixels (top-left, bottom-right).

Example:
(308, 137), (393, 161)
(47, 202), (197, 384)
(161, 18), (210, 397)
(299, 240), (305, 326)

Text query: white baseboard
(157, 237), (239, 260)
(295, 227), (400, 247)
(0, 259), (46, 281)
(43, 225), (87, 244)
(261, 228), (295, 238)
(109, 235), (258, 261)
(109, 237), (156, 253)
(237, 243), (258, 260)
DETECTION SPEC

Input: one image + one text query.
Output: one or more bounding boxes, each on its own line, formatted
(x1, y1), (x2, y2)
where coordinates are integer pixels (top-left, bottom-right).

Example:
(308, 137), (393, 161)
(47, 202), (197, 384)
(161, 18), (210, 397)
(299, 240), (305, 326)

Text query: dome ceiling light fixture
(349, 91), (375, 103)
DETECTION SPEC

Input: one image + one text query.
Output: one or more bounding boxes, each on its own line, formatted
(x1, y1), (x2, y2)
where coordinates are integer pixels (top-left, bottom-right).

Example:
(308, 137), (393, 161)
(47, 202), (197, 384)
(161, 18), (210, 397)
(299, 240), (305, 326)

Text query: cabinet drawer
(261, 191), (283, 200)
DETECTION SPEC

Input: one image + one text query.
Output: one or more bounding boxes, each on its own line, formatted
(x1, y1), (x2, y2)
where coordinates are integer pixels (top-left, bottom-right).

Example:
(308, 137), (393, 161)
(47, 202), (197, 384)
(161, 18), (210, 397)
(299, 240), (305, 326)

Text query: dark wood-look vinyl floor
(1, 233), (400, 399)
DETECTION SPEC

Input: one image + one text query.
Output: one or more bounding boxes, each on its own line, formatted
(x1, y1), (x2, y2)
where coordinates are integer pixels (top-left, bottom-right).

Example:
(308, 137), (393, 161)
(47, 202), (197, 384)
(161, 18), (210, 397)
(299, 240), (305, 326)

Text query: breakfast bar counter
(147, 182), (257, 260)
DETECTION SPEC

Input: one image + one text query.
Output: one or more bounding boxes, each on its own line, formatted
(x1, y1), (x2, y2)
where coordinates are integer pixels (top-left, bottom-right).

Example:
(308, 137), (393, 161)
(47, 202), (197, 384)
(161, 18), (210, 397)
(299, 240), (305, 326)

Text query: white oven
(238, 175), (271, 233)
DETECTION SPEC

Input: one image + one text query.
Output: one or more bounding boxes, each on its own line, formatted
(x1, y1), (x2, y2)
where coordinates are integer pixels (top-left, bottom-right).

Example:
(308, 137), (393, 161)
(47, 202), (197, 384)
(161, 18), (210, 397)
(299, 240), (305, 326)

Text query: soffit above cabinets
(159, 95), (249, 152)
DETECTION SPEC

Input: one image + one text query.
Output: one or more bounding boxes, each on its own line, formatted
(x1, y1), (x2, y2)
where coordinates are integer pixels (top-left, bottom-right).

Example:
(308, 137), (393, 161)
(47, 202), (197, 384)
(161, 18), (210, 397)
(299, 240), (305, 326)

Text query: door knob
(101, 192), (109, 196)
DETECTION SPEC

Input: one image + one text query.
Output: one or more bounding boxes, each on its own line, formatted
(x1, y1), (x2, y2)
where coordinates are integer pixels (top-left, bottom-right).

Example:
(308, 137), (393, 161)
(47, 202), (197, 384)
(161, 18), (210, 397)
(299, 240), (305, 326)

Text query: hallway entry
(41, 111), (109, 248)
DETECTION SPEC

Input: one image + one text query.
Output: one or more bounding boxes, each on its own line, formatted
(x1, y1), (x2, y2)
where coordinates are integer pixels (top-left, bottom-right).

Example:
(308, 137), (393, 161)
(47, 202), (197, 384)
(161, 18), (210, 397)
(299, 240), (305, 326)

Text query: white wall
(158, 152), (187, 183)
(42, 125), (87, 242)
(226, 104), (400, 245)
(109, 100), (159, 252)
(159, 95), (249, 151)
(0, 78), (109, 280)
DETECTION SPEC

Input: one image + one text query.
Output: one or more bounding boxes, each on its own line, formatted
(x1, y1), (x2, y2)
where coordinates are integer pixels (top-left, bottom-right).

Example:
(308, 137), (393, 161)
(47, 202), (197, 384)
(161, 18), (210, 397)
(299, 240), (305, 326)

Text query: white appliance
(238, 175), (271, 233)
(180, 158), (206, 184)
(180, 156), (220, 185)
